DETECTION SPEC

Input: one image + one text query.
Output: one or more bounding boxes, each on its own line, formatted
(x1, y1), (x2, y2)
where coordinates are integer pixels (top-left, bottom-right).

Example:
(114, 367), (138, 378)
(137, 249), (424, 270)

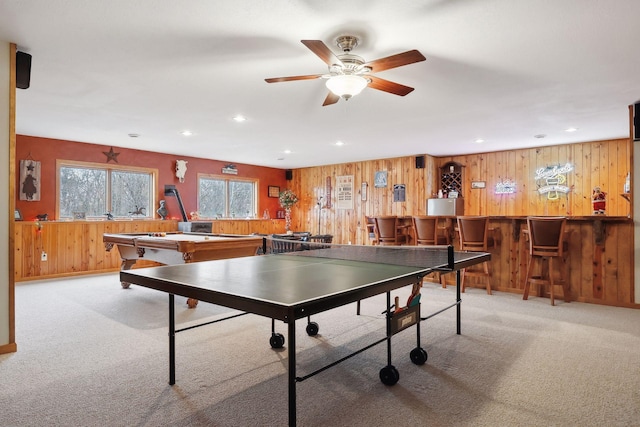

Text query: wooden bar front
(14, 219), (285, 281)
(442, 216), (635, 307)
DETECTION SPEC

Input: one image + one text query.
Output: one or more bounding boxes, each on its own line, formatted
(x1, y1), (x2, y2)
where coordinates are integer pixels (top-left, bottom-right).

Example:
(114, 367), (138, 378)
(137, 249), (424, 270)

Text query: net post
(447, 245), (454, 270)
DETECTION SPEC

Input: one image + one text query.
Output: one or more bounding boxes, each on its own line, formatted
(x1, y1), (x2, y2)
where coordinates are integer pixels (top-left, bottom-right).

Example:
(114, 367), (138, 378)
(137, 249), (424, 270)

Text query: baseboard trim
(0, 342), (17, 354)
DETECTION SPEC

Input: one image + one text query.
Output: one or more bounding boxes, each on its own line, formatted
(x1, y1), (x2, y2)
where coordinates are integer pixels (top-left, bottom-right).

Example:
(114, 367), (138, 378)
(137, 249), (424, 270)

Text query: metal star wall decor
(103, 147), (120, 163)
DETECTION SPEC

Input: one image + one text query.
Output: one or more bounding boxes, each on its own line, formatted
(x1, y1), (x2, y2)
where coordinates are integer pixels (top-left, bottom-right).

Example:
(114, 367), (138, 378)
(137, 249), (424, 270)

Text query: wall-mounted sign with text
(535, 163), (574, 200)
(495, 179), (516, 194)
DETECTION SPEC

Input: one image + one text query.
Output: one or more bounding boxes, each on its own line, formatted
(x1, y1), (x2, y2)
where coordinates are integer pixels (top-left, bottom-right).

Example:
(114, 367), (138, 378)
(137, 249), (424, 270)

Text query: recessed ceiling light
(534, 134), (546, 139)
(128, 133), (140, 138)
(565, 127), (578, 132)
(181, 130), (193, 136)
(233, 115), (246, 122)
(335, 141), (344, 146)
(474, 139), (484, 144)
(284, 149), (292, 154)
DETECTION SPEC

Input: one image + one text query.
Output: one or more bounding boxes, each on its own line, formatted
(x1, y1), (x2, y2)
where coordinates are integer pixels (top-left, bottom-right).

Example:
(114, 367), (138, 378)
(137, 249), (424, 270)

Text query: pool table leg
(119, 259), (137, 289)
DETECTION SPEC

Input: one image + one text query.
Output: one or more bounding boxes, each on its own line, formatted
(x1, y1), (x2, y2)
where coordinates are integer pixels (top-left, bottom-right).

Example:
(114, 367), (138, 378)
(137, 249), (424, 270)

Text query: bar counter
(440, 216), (636, 308)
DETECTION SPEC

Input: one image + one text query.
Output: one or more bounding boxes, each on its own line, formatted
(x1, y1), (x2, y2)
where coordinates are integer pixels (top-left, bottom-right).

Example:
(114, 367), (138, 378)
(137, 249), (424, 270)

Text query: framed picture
(20, 160), (41, 201)
(336, 175), (354, 210)
(268, 186), (280, 198)
(374, 171), (387, 188)
(14, 209), (23, 221)
(393, 184), (406, 202)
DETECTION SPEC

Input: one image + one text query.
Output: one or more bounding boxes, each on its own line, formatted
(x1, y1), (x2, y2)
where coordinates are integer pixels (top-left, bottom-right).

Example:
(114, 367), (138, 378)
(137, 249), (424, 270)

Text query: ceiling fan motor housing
(336, 35), (359, 52)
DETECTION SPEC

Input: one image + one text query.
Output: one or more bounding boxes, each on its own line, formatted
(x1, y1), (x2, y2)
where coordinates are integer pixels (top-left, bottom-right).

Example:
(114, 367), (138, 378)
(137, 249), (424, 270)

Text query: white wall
(0, 41), (10, 347)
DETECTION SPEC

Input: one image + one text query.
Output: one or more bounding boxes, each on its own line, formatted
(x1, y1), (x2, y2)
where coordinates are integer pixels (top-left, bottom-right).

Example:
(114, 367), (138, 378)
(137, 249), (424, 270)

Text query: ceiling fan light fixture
(326, 75), (368, 100)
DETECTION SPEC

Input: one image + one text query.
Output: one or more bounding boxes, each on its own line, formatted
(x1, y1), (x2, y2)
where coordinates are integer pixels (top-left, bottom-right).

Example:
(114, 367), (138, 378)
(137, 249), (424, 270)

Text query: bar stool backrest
(527, 216), (566, 258)
(412, 216), (438, 245)
(457, 216), (489, 251)
(373, 216), (405, 245)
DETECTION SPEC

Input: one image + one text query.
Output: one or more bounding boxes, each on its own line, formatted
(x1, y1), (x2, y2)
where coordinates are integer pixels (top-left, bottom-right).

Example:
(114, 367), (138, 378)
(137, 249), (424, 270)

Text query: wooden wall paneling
(607, 141), (617, 214)
(464, 155), (478, 214)
(527, 148), (537, 214)
(570, 144), (581, 215)
(480, 154), (489, 215)
(493, 151), (504, 215)
(583, 143), (594, 216)
(616, 222), (634, 303)
(556, 144), (568, 216)
(517, 150), (527, 215)
(539, 147), (550, 215)
(87, 222), (99, 271)
(518, 222), (529, 291)
(602, 223), (618, 304)
(576, 223), (594, 300)
(592, 142), (603, 190)
(13, 224), (23, 280)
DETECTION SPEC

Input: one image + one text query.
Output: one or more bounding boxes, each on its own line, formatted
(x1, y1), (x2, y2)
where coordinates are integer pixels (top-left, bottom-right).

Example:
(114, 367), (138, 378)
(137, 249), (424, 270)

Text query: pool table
(103, 232), (264, 307)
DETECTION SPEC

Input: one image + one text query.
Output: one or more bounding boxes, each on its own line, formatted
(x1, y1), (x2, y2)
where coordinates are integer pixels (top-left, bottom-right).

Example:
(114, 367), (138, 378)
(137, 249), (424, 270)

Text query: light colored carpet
(1, 273), (639, 426)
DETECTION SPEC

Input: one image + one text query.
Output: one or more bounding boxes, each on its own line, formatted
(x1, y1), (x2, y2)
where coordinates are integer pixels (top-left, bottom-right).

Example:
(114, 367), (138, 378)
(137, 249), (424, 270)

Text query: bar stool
(373, 216), (407, 245)
(457, 216), (494, 294)
(523, 216), (570, 306)
(413, 215), (450, 287)
(365, 216), (377, 245)
(412, 216), (449, 246)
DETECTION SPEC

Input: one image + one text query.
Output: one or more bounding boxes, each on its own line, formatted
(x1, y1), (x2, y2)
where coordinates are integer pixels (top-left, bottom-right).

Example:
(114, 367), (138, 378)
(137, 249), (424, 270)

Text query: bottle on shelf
(624, 173), (630, 194)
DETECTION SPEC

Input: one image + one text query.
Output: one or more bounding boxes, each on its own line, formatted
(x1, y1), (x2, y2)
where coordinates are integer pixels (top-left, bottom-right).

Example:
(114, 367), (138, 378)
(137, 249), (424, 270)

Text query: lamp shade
(325, 75), (368, 99)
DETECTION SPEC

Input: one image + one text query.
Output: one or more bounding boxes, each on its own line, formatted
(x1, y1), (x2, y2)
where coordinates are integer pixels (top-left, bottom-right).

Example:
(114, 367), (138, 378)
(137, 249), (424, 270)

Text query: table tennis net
(266, 236), (455, 270)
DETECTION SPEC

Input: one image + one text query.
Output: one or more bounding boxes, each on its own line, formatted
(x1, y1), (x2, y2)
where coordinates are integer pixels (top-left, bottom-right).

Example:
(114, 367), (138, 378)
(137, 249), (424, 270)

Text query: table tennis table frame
(120, 244), (490, 427)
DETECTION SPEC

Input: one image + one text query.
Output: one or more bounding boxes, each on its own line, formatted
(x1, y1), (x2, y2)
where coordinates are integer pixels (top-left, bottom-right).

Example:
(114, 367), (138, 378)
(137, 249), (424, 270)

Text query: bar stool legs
(460, 262), (491, 295)
(523, 253), (570, 306)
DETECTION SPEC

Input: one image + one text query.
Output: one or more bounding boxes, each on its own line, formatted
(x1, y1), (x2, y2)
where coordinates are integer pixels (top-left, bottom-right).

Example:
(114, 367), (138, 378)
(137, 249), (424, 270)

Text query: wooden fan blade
(265, 74), (324, 83)
(322, 92), (340, 106)
(301, 40), (343, 66)
(367, 75), (415, 96)
(364, 50), (426, 73)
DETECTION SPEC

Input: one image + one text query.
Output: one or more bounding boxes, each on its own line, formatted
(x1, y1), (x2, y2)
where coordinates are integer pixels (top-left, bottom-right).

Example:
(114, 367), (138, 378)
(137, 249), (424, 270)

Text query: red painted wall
(16, 135), (288, 221)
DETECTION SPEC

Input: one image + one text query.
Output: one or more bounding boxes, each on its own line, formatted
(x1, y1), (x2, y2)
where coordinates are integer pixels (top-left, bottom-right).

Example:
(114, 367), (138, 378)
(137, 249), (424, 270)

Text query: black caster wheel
(379, 365), (400, 386)
(269, 333), (285, 349)
(410, 347), (428, 365)
(306, 322), (319, 336)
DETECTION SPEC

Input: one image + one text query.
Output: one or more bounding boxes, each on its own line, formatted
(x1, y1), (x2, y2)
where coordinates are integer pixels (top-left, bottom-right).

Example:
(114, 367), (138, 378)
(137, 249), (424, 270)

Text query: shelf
(440, 162), (463, 195)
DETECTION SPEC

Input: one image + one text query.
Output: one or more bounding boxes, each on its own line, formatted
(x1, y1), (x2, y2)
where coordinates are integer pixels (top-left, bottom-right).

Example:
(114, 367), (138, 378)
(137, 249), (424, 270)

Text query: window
(57, 160), (157, 219)
(198, 174), (257, 218)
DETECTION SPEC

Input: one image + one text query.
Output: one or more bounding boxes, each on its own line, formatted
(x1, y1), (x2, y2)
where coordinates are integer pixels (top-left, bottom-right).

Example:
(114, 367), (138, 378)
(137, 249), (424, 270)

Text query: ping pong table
(120, 239), (490, 426)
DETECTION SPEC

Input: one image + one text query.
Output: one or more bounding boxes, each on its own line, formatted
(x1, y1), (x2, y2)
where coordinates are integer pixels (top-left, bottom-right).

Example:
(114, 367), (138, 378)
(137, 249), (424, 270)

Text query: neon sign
(535, 163), (573, 199)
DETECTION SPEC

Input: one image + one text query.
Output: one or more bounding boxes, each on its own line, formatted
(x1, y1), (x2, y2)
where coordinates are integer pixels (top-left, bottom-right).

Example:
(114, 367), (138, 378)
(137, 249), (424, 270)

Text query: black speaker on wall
(634, 103), (640, 141)
(16, 51), (32, 90)
(285, 169), (293, 180)
(415, 155), (425, 169)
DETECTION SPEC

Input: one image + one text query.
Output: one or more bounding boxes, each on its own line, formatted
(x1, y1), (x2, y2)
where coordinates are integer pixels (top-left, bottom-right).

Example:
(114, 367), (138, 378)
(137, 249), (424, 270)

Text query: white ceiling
(2, 0), (640, 169)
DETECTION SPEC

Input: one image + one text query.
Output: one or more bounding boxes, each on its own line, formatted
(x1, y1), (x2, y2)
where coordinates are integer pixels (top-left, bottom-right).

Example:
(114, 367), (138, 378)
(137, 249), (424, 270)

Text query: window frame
(56, 159), (158, 220)
(197, 173), (259, 219)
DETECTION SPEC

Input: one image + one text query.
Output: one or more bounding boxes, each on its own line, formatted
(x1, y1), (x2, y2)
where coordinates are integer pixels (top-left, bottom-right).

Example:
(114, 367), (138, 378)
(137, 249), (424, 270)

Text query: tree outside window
(198, 175), (257, 218)
(58, 161), (156, 219)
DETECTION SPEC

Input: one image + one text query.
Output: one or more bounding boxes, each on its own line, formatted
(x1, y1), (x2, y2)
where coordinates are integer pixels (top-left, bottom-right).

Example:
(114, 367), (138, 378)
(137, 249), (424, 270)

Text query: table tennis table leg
(386, 292), (392, 367)
(169, 294), (176, 385)
(287, 318), (297, 427)
(456, 270), (462, 335)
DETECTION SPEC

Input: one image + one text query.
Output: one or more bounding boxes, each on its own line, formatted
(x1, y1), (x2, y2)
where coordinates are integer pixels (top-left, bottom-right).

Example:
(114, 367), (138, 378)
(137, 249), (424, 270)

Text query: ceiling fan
(265, 35), (426, 106)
